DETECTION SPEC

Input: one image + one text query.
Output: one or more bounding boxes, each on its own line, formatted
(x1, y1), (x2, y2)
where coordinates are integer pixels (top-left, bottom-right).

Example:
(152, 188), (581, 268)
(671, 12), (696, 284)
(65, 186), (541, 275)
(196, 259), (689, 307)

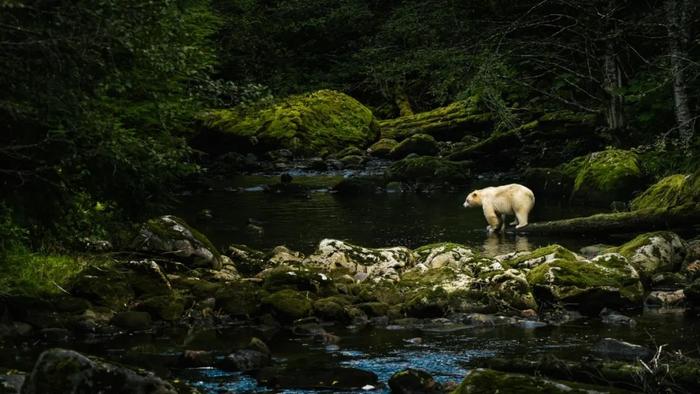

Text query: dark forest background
(1, 0), (698, 252)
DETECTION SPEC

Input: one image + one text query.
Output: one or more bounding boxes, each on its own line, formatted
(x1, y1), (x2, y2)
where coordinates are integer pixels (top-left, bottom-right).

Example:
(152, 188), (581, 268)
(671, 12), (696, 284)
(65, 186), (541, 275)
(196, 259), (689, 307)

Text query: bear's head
(463, 190), (482, 208)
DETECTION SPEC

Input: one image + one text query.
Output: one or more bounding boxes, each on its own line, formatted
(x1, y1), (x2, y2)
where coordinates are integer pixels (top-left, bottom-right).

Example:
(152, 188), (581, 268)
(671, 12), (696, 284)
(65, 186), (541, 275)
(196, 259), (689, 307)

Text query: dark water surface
(174, 175), (609, 256)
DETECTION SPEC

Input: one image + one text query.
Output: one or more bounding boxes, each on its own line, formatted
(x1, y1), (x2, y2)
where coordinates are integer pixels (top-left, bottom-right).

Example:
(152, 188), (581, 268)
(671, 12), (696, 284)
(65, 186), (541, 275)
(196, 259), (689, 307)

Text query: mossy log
(518, 204), (700, 235)
(378, 100), (493, 141)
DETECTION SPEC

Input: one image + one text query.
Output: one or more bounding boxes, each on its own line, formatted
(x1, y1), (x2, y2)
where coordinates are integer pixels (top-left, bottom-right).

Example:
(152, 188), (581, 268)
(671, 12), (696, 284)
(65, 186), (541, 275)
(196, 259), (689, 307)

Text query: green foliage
(0, 252), (95, 297)
(0, 0), (220, 244)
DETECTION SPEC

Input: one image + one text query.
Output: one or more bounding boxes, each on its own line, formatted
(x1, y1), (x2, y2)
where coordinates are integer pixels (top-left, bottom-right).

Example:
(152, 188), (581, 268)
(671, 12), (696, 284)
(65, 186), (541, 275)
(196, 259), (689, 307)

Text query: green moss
(502, 245), (577, 269)
(452, 368), (625, 394)
(630, 173), (698, 210)
(367, 138), (398, 157)
(136, 294), (187, 321)
(262, 289), (312, 321)
(313, 298), (350, 322)
(403, 287), (448, 317)
(389, 133), (439, 159)
(215, 282), (264, 317)
(385, 156), (470, 184)
(69, 265), (135, 310)
(538, 110), (597, 124)
(146, 216), (220, 257)
(568, 149), (643, 205)
(201, 90), (378, 156)
(0, 252), (97, 297)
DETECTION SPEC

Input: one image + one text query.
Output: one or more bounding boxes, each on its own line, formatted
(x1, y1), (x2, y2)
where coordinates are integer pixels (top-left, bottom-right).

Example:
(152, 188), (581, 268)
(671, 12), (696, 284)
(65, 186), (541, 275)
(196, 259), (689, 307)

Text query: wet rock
(591, 338), (652, 361)
(179, 350), (215, 368)
(132, 215), (222, 269)
(313, 298), (351, 323)
(69, 267), (135, 310)
(215, 281), (263, 317)
(339, 154), (366, 169)
(227, 244), (270, 276)
(21, 348), (177, 394)
(403, 288), (448, 318)
(414, 243), (475, 269)
(683, 278), (700, 306)
(389, 134), (439, 160)
(218, 349), (270, 372)
(261, 267), (333, 293)
(247, 337), (271, 356)
(611, 231), (688, 279)
(526, 253), (644, 313)
(463, 313), (518, 327)
(134, 295), (187, 321)
(650, 272), (688, 289)
(357, 302), (389, 317)
(599, 308), (636, 327)
(262, 289), (312, 321)
(245, 223), (264, 237)
(268, 245), (305, 266)
(367, 138), (398, 158)
(501, 244), (581, 270)
(388, 368), (442, 393)
(306, 239), (416, 282)
(646, 290), (685, 307)
(111, 311), (152, 331)
(385, 156), (470, 186)
(579, 243), (613, 259)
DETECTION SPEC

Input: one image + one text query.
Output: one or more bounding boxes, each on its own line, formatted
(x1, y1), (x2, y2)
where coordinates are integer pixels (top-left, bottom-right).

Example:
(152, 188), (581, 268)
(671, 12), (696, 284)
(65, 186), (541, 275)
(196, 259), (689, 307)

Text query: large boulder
(367, 138), (398, 158)
(262, 289), (312, 321)
(199, 90), (378, 157)
(566, 149), (644, 206)
(133, 215), (222, 269)
(21, 348), (176, 394)
(305, 239), (416, 282)
(611, 231), (688, 279)
(389, 134), (439, 160)
(384, 156), (470, 185)
(630, 172), (700, 210)
(526, 253), (644, 313)
(414, 243), (475, 270)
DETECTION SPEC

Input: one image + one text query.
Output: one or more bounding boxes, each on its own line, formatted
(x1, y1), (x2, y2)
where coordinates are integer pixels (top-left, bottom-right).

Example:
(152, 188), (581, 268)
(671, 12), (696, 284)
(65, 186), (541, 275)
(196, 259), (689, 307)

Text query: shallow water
(174, 175), (609, 256)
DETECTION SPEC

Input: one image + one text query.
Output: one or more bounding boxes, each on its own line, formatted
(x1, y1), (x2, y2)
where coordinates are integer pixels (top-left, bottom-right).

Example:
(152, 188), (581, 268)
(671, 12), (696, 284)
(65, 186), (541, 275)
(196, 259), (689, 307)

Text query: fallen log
(517, 203), (700, 235)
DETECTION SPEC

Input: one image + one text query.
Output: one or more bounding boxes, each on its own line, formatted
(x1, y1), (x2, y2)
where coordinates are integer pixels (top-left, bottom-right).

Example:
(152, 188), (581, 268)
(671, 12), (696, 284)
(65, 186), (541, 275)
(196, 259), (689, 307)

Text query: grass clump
(0, 251), (95, 297)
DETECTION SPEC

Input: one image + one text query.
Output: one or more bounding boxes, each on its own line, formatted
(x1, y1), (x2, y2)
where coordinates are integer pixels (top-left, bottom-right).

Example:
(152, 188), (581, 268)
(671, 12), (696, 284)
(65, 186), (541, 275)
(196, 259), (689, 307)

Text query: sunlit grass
(0, 251), (97, 297)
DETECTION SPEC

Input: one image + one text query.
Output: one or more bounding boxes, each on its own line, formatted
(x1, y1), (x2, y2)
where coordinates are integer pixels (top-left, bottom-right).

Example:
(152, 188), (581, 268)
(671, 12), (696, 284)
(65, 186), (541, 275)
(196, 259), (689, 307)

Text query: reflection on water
(173, 176), (605, 255)
(482, 233), (533, 257)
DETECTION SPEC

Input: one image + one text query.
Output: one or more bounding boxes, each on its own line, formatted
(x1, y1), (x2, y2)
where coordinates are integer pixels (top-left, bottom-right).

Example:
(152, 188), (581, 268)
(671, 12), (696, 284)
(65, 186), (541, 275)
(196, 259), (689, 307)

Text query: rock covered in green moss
(567, 149), (644, 206)
(388, 368), (442, 394)
(367, 138), (398, 158)
(452, 368), (623, 394)
(134, 294), (187, 321)
(21, 348), (177, 394)
(200, 90), (378, 157)
(215, 281), (264, 317)
(388, 133), (439, 160)
(500, 245), (582, 270)
(610, 231), (688, 279)
(262, 289), (312, 321)
(384, 156), (470, 184)
(526, 253), (643, 313)
(133, 215), (222, 269)
(227, 244), (272, 276)
(630, 172), (700, 210)
(306, 239), (416, 282)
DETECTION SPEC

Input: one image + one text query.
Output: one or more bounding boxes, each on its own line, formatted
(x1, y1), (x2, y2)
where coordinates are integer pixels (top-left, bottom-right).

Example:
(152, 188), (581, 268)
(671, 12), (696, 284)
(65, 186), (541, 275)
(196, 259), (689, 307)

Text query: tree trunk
(602, 40), (624, 130)
(666, 0), (694, 144)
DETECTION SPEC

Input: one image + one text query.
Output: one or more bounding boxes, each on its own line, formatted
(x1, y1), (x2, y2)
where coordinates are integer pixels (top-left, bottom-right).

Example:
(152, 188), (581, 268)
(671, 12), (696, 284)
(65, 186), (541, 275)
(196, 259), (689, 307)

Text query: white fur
(463, 184), (535, 232)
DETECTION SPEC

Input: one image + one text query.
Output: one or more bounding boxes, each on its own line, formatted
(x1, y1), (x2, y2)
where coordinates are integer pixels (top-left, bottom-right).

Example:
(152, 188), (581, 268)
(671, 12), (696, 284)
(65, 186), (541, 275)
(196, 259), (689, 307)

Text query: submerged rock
(219, 349), (270, 372)
(21, 348), (176, 394)
(591, 338), (651, 361)
(133, 215), (222, 269)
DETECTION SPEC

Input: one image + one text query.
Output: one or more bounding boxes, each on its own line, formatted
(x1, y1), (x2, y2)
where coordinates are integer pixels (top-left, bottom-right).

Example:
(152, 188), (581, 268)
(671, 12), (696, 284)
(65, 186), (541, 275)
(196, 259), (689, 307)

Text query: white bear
(463, 184), (535, 232)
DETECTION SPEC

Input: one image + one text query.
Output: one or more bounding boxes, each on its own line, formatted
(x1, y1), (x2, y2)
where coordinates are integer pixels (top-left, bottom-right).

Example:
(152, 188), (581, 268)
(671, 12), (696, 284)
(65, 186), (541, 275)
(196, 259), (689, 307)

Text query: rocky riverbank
(1, 215), (699, 392)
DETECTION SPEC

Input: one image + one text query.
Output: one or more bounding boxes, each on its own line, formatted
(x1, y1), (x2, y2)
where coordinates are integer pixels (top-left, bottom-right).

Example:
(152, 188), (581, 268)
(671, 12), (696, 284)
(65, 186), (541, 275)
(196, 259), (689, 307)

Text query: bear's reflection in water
(482, 233), (532, 257)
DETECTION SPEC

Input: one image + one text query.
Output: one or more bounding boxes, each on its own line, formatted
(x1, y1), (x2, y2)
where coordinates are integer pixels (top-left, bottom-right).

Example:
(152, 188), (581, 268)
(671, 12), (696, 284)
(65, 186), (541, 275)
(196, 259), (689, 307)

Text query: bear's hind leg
(514, 210), (529, 229)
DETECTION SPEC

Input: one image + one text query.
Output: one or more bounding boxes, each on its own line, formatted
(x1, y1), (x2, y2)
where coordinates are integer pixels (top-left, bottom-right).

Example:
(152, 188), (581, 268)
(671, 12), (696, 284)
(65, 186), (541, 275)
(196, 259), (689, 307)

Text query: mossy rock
(170, 276), (223, 298)
(630, 172), (700, 210)
(135, 294), (188, 321)
(388, 368), (441, 394)
(69, 267), (135, 310)
(501, 245), (579, 270)
(367, 138), (398, 158)
(356, 302), (390, 317)
(313, 298), (351, 322)
(133, 215), (222, 269)
(262, 289), (312, 321)
(227, 244), (271, 277)
(610, 231), (688, 279)
(326, 146), (366, 160)
(215, 282), (265, 318)
(568, 149), (644, 206)
(414, 243), (475, 269)
(452, 368), (626, 394)
(526, 254), (643, 313)
(261, 267), (335, 294)
(402, 288), (448, 318)
(385, 156), (470, 184)
(389, 134), (439, 160)
(488, 269), (538, 311)
(199, 90), (378, 157)
(111, 311), (152, 331)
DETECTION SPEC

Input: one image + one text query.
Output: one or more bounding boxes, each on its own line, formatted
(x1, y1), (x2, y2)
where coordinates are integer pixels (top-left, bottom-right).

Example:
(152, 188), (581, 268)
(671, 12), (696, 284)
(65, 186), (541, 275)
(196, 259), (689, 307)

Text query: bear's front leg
(485, 214), (501, 233)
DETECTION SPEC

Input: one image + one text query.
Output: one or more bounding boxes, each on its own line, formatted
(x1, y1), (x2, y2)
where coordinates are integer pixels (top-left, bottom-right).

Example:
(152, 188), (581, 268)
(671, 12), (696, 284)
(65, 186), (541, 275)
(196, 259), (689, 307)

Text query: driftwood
(516, 203), (700, 235)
